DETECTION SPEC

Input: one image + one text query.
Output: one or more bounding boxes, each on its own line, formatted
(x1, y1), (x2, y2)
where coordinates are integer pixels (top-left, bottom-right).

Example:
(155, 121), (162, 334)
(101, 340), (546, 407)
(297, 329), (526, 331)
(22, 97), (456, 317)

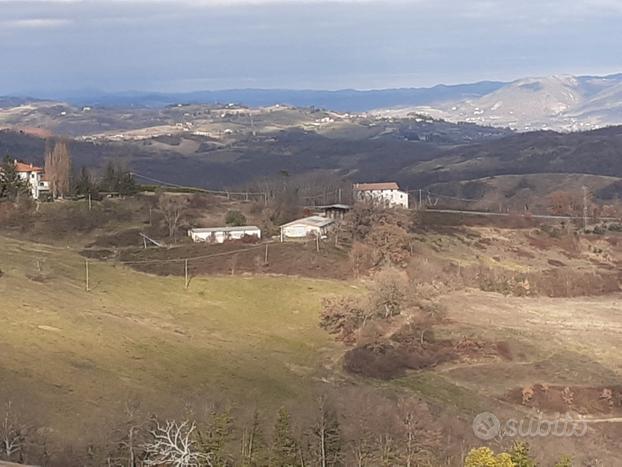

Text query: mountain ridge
(386, 73), (622, 132)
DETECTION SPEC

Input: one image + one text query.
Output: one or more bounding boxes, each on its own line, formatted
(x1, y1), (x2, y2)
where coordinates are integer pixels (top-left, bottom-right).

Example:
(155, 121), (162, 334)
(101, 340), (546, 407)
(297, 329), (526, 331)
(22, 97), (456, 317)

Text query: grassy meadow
(0, 235), (353, 446)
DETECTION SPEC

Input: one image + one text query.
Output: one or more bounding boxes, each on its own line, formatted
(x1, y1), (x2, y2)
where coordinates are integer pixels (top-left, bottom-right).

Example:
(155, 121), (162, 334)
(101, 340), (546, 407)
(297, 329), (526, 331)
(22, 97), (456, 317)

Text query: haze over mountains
(11, 72), (622, 133)
(397, 73), (622, 132)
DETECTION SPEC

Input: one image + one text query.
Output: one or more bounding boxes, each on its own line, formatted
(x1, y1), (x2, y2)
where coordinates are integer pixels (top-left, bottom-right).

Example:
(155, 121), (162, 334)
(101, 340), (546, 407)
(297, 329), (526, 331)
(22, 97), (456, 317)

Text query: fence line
(114, 242), (278, 265)
(131, 172), (267, 199)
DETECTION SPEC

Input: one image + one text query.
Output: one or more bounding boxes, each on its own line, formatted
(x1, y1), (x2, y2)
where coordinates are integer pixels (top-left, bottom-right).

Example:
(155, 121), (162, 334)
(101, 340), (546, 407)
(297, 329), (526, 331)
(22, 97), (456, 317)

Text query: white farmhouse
(280, 216), (335, 241)
(353, 182), (409, 209)
(12, 161), (50, 200)
(188, 226), (261, 244)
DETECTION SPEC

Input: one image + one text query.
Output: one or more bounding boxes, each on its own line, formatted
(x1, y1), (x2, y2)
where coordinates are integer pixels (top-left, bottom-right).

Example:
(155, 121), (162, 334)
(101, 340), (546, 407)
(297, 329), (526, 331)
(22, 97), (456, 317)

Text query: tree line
(0, 139), (137, 202)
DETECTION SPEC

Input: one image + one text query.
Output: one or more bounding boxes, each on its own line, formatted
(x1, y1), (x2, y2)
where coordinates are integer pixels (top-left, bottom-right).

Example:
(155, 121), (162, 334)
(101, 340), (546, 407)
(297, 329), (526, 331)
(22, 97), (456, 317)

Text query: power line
(423, 208), (621, 222)
(114, 242), (278, 266)
(131, 172), (266, 197)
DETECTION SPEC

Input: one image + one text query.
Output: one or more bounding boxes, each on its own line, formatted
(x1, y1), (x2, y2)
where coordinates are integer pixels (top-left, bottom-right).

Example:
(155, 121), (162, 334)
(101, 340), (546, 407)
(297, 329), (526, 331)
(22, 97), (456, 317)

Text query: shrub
(464, 447), (513, 467)
(366, 269), (411, 318)
(320, 296), (366, 344)
(225, 210), (247, 226)
(349, 242), (378, 277)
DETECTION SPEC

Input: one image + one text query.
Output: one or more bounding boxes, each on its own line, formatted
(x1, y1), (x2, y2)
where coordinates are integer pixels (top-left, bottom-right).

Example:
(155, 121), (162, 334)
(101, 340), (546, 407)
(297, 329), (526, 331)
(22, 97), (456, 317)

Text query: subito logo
(472, 412), (501, 441)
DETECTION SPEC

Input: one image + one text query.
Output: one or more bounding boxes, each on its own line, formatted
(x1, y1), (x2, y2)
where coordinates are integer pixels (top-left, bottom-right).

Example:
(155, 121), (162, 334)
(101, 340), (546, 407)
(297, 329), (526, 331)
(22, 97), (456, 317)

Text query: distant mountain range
(5, 72), (622, 132)
(387, 74), (622, 132)
(20, 81), (505, 112)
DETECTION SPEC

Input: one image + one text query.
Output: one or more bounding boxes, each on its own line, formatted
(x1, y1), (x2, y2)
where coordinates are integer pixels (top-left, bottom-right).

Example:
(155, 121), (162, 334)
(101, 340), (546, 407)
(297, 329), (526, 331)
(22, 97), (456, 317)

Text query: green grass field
(0, 235), (353, 445)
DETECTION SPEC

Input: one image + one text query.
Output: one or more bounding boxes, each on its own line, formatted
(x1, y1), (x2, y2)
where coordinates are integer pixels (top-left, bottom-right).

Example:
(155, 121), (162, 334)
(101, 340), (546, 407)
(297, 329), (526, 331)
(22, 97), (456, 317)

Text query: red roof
(14, 161), (44, 173)
(353, 182), (400, 191)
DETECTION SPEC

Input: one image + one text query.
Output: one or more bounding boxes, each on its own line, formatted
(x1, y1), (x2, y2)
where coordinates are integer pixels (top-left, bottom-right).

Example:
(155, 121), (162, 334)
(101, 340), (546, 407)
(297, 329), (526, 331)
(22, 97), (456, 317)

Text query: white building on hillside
(353, 182), (409, 209)
(12, 161), (49, 200)
(188, 226), (261, 244)
(280, 216), (335, 241)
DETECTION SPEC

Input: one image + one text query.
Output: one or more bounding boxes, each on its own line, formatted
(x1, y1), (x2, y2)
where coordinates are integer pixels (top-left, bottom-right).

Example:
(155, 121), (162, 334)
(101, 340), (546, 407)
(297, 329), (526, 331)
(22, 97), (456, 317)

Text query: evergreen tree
(197, 408), (234, 466)
(509, 441), (537, 467)
(99, 161), (137, 195)
(0, 155), (28, 200)
(74, 167), (98, 197)
(270, 407), (299, 467)
(241, 409), (268, 467)
(100, 161), (118, 192)
(118, 169), (137, 196)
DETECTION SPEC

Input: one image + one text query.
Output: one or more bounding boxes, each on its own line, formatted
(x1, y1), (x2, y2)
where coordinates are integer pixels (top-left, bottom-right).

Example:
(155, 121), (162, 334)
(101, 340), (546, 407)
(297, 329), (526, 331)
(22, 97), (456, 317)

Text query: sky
(1, 0), (622, 95)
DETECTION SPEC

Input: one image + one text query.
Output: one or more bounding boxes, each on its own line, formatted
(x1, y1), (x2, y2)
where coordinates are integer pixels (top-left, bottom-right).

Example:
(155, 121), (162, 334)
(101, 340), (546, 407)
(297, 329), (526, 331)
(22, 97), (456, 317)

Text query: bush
(225, 210), (247, 226)
(320, 296), (366, 344)
(349, 242), (378, 277)
(367, 269), (411, 318)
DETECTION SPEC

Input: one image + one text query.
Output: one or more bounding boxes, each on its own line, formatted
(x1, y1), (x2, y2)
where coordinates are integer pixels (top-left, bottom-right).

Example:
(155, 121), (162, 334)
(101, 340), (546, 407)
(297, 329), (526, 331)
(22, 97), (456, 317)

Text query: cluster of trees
(320, 269), (416, 343)
(344, 204), (415, 276)
(0, 394), (443, 467)
(73, 161), (137, 198)
(320, 268), (450, 379)
(1, 139), (137, 202)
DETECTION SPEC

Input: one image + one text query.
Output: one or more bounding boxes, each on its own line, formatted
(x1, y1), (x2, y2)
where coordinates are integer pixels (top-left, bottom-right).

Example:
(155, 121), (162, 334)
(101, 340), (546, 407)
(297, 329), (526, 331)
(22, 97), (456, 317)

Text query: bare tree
(143, 420), (210, 467)
(0, 401), (25, 462)
(44, 139), (72, 199)
(310, 396), (342, 467)
(158, 195), (187, 240)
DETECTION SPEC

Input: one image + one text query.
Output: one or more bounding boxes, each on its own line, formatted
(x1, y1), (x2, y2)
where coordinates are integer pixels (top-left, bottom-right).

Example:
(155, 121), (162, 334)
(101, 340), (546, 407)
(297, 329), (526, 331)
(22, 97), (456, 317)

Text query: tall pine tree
(0, 156), (28, 200)
(270, 407), (299, 467)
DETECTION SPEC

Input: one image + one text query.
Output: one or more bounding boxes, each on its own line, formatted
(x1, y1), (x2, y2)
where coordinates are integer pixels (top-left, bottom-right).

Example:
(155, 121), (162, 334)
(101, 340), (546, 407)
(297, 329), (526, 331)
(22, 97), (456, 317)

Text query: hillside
(4, 196), (622, 465)
(383, 73), (622, 132)
(403, 126), (622, 197)
(4, 110), (622, 207)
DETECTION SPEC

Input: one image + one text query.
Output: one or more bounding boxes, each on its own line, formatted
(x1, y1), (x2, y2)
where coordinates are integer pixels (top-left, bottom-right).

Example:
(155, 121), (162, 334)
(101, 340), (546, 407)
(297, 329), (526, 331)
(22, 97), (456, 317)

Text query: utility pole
(338, 188), (342, 204)
(85, 260), (90, 292)
(419, 189), (423, 210)
(583, 185), (589, 231)
(88, 193), (92, 211)
(184, 259), (189, 289)
(264, 243), (269, 264)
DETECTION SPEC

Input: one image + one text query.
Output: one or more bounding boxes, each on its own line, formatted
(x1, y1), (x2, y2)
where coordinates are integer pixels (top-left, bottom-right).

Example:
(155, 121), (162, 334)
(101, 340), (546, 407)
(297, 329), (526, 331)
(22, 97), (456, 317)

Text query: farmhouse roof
(315, 204), (352, 210)
(353, 182), (400, 191)
(281, 215), (335, 228)
(189, 226), (260, 234)
(14, 161), (44, 173)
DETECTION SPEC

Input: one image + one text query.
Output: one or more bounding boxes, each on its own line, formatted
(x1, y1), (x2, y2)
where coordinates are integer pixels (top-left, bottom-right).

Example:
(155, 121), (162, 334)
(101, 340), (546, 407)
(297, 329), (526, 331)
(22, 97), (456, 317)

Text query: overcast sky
(1, 0), (622, 94)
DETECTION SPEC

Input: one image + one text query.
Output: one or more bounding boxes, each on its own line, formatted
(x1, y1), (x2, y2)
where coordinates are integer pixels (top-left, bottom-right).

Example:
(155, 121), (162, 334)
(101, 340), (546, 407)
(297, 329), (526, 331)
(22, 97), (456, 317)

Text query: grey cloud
(0, 0), (621, 94)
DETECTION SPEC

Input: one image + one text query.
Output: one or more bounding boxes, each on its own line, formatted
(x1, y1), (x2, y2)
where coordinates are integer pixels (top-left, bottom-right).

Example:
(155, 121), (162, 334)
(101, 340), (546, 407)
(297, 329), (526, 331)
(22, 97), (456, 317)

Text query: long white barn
(188, 226), (261, 243)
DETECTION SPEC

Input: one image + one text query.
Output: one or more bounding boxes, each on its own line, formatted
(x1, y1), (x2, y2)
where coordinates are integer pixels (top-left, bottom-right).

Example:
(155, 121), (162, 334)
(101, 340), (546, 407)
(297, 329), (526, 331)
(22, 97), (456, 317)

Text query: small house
(13, 161), (49, 200)
(280, 216), (335, 241)
(188, 226), (261, 244)
(316, 204), (352, 220)
(353, 182), (409, 209)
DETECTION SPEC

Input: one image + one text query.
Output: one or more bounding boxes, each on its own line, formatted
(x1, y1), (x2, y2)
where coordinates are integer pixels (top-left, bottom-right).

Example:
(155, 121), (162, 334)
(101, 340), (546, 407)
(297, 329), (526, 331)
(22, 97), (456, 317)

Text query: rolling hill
(389, 73), (622, 132)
